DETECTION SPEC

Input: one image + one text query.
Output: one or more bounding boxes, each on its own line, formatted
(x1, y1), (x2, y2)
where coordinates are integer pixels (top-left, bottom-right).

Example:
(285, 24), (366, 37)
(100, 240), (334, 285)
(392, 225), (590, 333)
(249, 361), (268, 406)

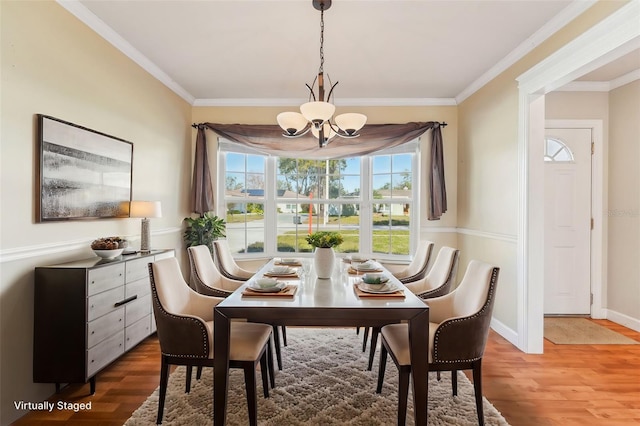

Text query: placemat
(241, 285), (298, 297)
(348, 267), (383, 274)
(353, 283), (405, 298)
(263, 271), (299, 278)
(274, 260), (302, 267)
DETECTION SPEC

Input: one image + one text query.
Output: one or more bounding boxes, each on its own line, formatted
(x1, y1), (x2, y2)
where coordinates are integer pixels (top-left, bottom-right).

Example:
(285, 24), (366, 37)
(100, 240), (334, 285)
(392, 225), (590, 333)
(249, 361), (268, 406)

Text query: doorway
(543, 127), (593, 315)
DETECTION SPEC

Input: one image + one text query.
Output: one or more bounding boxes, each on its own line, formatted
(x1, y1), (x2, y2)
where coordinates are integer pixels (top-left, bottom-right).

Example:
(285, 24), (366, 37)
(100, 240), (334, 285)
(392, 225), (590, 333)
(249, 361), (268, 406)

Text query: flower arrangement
(306, 231), (344, 248)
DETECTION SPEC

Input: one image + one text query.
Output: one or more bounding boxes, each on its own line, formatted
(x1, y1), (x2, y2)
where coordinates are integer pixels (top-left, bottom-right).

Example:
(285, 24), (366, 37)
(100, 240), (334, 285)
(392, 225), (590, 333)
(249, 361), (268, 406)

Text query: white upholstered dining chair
(149, 257), (275, 425)
(376, 260), (500, 426)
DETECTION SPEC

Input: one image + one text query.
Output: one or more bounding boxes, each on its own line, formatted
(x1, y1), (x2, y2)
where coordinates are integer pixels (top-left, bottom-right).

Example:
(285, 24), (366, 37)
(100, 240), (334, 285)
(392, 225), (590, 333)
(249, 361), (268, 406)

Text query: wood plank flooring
(12, 319), (640, 425)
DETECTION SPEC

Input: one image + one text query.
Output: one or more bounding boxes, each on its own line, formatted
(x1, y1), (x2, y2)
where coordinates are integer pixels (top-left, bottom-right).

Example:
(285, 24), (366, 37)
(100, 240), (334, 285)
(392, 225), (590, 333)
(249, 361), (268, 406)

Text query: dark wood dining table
(213, 258), (430, 425)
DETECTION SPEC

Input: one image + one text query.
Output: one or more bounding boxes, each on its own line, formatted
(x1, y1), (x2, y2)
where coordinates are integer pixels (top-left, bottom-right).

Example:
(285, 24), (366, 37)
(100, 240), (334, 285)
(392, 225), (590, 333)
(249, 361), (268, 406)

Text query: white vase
(314, 247), (335, 279)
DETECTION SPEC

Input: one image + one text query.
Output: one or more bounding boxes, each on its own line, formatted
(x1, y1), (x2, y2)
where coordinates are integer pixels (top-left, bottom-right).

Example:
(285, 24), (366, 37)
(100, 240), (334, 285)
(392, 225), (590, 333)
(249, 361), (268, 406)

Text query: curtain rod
(192, 122), (447, 128)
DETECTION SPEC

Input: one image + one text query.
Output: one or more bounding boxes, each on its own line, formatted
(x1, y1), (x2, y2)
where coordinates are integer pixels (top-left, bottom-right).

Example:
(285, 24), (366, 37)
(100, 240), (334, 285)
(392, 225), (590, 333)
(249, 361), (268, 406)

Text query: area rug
(544, 317), (639, 345)
(125, 327), (510, 425)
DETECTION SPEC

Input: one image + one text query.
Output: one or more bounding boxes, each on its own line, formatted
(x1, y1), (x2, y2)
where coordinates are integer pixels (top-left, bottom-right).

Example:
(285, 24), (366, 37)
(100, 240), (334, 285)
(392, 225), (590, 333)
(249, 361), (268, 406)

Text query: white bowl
(351, 254), (367, 262)
(355, 261), (376, 271)
(93, 249), (124, 259)
(280, 258), (298, 264)
(271, 266), (291, 274)
(256, 277), (279, 288)
(362, 273), (389, 284)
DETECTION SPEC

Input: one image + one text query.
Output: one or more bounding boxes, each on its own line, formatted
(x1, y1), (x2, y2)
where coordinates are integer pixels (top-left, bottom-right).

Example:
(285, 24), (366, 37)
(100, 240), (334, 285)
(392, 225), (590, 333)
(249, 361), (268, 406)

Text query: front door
(544, 128), (592, 315)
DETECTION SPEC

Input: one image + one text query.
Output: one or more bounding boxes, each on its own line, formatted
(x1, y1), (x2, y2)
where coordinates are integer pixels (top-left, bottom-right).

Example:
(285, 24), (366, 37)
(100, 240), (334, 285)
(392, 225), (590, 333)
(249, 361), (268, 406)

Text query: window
(544, 137), (574, 162)
(219, 140), (418, 258)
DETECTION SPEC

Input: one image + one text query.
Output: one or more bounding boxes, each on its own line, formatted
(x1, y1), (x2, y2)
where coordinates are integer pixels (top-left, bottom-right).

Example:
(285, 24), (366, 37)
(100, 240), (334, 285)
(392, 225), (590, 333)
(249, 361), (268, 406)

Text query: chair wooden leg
(362, 327), (370, 352)
(367, 327), (380, 371)
(267, 336), (276, 389)
(259, 352), (269, 398)
(281, 326), (287, 346)
(356, 326), (361, 335)
(437, 371), (441, 381)
(196, 366), (203, 380)
(185, 365), (193, 393)
(272, 325), (283, 370)
(398, 366), (410, 426)
(243, 364), (258, 426)
(157, 356), (170, 425)
(452, 369), (458, 396)
(376, 344), (388, 393)
(472, 360), (485, 426)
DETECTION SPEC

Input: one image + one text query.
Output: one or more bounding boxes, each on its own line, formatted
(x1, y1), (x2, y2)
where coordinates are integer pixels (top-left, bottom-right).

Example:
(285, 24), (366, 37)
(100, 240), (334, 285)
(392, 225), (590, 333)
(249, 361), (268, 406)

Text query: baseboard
(605, 309), (640, 333)
(490, 317), (518, 347)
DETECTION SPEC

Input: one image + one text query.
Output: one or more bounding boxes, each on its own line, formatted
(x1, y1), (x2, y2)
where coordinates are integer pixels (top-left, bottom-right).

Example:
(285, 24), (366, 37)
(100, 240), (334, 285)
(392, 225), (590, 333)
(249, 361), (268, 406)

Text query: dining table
(213, 257), (430, 425)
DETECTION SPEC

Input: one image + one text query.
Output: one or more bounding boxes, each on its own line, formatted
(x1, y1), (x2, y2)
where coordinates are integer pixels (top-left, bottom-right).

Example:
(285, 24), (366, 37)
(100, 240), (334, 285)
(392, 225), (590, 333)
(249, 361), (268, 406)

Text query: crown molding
(610, 68), (640, 90)
(193, 98), (458, 107)
(455, 0), (597, 104)
(56, 0), (196, 105)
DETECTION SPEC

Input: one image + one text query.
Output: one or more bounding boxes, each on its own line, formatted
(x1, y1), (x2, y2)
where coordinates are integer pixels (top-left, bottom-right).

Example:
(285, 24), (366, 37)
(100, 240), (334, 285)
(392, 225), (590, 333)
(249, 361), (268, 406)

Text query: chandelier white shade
(277, 0), (366, 147)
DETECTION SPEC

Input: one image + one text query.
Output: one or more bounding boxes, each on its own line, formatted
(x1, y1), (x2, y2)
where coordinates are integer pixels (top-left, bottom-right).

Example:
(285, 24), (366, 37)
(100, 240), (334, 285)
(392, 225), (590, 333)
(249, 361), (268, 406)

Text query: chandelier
(277, 0), (367, 148)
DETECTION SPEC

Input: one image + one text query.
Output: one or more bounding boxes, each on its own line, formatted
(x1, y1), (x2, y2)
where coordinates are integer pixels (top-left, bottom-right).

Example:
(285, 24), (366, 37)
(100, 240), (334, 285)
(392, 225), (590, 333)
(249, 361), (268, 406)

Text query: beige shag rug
(544, 317), (639, 345)
(125, 327), (510, 425)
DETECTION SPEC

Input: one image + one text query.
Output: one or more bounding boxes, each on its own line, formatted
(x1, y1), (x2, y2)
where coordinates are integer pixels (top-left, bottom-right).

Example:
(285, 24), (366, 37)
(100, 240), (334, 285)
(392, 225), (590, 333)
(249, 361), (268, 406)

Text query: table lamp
(129, 201), (162, 253)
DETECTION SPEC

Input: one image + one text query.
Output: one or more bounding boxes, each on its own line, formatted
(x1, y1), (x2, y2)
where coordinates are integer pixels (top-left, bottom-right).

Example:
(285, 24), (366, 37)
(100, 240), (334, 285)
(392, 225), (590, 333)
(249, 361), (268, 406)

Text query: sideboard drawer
(125, 316), (151, 351)
(125, 277), (150, 299)
(87, 330), (124, 377)
(126, 258), (151, 283)
(125, 294), (151, 326)
(87, 286), (125, 321)
(87, 308), (124, 348)
(88, 264), (125, 296)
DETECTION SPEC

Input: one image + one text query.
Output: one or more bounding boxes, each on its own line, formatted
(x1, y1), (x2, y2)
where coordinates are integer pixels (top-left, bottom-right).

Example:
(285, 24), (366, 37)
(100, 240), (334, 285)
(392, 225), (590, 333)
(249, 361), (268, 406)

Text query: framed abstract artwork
(37, 114), (133, 222)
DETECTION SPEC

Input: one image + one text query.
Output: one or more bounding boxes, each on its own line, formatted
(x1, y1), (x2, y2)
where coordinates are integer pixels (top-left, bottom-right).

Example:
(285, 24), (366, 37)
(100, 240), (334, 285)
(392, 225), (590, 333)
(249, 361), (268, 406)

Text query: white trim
(605, 309), (640, 333)
(421, 227), (458, 234)
(455, 0), (597, 104)
(193, 98), (458, 107)
(56, 0), (196, 105)
(545, 119), (607, 320)
(555, 81), (611, 92)
(555, 69), (640, 92)
(516, 1), (640, 353)
(610, 69), (640, 91)
(0, 227), (181, 263)
(490, 317), (519, 347)
(456, 228), (517, 244)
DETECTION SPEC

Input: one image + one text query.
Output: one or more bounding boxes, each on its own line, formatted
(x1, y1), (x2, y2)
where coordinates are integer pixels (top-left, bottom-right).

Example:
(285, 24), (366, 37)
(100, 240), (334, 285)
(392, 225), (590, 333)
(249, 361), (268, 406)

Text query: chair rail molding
(0, 227), (181, 263)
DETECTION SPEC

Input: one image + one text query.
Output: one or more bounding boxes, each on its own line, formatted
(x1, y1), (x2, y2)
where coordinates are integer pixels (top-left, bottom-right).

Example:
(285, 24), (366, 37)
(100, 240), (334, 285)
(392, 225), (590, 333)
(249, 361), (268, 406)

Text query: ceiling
(65, 0), (635, 106)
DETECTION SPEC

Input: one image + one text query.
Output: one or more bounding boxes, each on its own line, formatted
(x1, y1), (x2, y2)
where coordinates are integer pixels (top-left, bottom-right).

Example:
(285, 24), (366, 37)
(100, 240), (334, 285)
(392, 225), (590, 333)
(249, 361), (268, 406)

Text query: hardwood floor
(12, 319), (640, 425)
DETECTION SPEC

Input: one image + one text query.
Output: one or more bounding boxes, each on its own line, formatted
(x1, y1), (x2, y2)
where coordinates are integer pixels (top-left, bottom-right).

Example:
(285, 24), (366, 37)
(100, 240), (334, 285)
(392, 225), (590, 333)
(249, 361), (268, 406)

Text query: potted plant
(306, 231), (343, 279)
(183, 212), (226, 254)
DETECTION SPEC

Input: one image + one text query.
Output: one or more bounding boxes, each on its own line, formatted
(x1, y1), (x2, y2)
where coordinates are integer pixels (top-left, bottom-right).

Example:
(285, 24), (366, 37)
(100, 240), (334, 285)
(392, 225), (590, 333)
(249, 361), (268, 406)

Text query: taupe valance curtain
(191, 121), (447, 219)
(190, 125), (215, 214)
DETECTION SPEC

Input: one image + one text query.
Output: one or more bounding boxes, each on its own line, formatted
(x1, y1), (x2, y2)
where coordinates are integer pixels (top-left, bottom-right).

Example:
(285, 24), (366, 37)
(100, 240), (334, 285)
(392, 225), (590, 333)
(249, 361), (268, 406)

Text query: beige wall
(456, 0), (627, 332)
(0, 2), (192, 424)
(192, 105), (460, 251)
(608, 80), (640, 320)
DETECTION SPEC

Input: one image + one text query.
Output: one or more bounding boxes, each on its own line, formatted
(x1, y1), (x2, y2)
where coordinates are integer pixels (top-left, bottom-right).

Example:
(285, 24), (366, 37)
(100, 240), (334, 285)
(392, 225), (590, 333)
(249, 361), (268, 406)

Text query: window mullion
(360, 157), (372, 255)
(264, 156), (278, 254)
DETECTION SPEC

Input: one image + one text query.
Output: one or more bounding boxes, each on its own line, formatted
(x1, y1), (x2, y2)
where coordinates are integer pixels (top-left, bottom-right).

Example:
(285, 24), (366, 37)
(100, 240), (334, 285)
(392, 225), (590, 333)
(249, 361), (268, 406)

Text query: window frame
(217, 139), (419, 260)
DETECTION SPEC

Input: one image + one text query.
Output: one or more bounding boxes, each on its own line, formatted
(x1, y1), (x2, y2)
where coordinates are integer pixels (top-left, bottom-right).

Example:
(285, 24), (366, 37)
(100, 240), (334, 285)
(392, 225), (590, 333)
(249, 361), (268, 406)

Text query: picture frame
(37, 114), (133, 222)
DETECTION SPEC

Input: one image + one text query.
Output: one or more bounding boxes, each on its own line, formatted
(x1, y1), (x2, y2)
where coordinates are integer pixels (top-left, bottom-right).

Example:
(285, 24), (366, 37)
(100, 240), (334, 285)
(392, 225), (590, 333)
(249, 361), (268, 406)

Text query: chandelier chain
(319, 6), (324, 73)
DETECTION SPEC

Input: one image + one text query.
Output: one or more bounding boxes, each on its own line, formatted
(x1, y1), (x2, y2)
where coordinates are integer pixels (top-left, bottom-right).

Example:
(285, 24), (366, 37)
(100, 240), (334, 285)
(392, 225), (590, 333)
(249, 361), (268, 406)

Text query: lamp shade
(277, 112), (309, 136)
(129, 201), (162, 218)
(300, 101), (335, 125)
(335, 113), (367, 135)
(311, 122), (337, 143)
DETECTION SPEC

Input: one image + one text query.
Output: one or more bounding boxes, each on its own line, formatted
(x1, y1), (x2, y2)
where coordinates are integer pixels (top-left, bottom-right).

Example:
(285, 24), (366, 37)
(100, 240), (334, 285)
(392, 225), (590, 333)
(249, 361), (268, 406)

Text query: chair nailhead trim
(432, 267), (499, 364)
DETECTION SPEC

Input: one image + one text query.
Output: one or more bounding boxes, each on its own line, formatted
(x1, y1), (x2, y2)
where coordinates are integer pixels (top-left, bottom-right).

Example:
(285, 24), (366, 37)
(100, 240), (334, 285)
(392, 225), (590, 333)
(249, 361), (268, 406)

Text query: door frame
(545, 119), (605, 318)
(515, 1), (639, 353)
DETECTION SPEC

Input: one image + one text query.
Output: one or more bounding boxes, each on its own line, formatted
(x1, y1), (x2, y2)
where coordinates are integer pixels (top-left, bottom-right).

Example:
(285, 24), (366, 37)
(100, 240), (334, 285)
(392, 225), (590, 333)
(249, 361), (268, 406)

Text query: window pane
(226, 153), (245, 172)
(225, 172), (245, 196)
(373, 175), (391, 193)
(225, 202), (264, 254)
(372, 155), (391, 174)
